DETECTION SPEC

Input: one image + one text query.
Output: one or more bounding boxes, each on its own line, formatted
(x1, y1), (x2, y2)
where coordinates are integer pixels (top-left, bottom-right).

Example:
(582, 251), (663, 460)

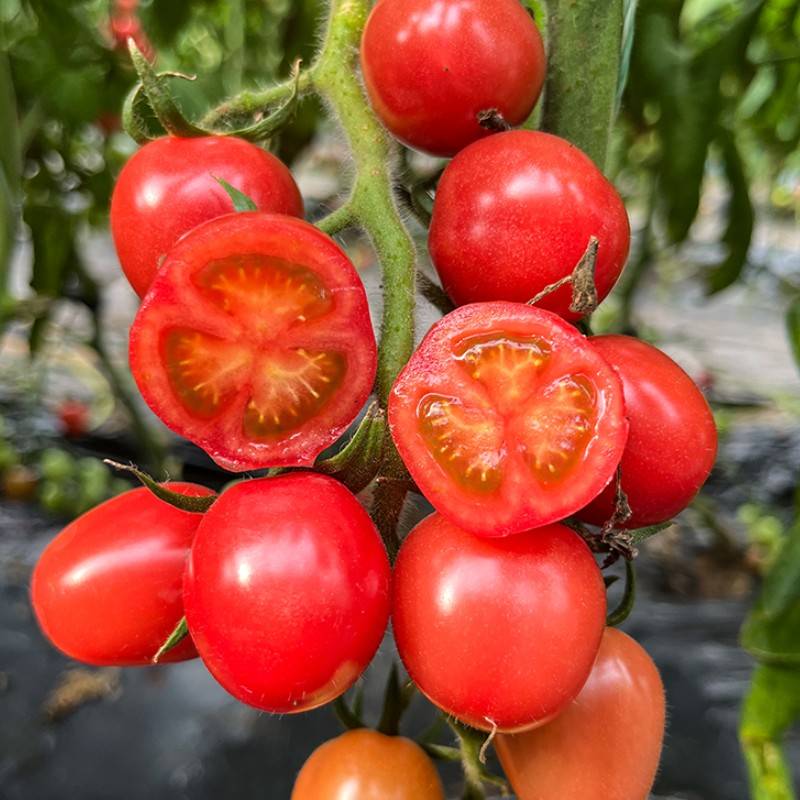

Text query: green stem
(541, 0), (624, 170)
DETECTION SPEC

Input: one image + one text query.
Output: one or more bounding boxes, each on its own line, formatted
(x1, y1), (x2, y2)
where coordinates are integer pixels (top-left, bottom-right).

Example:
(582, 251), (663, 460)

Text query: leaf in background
(741, 523), (800, 665)
(617, 0), (639, 109)
(787, 297), (800, 375)
(706, 128), (754, 293)
(0, 51), (20, 300)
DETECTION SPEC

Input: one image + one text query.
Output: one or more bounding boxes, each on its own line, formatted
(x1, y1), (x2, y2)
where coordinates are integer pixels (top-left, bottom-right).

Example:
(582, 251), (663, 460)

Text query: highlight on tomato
(391, 513), (607, 732)
(388, 302), (628, 536)
(360, 0), (546, 157)
(291, 729), (445, 800)
(183, 473), (391, 714)
(30, 483), (212, 666)
(129, 212), (377, 472)
(110, 135), (303, 296)
(495, 628), (666, 800)
(579, 335), (718, 528)
(428, 130), (631, 319)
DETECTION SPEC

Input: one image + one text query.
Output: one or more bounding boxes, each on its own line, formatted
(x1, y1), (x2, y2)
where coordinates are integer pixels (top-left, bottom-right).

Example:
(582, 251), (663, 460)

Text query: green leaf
(787, 298), (800, 375)
(629, 521), (674, 545)
(153, 616), (189, 663)
(214, 177), (257, 212)
(617, 0), (639, 109)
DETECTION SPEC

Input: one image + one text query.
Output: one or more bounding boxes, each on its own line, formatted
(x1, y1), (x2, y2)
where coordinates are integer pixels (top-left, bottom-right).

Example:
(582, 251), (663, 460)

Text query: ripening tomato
(58, 400), (90, 438)
(110, 136), (303, 296)
(392, 514), (606, 732)
(388, 302), (627, 536)
(291, 729), (445, 800)
(579, 335), (717, 528)
(496, 628), (665, 800)
(184, 474), (391, 713)
(31, 484), (211, 666)
(129, 213), (377, 472)
(360, 0), (546, 157)
(428, 131), (630, 319)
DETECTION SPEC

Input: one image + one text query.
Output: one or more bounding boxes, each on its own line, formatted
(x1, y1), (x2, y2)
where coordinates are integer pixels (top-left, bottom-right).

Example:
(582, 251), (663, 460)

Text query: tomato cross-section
(130, 213), (377, 472)
(389, 303), (628, 536)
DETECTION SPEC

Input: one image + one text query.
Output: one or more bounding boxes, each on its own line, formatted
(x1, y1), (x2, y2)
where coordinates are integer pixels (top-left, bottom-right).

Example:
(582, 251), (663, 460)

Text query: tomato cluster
(29, 1), (719, 796)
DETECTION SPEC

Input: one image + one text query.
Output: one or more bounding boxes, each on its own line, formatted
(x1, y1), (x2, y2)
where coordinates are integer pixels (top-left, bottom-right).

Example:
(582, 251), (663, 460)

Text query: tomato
(360, 0), (545, 157)
(291, 729), (445, 800)
(578, 335), (717, 528)
(2, 464), (38, 501)
(496, 628), (665, 800)
(388, 302), (627, 536)
(58, 400), (90, 438)
(110, 136), (303, 296)
(428, 131), (630, 319)
(184, 473), (391, 713)
(31, 483), (211, 666)
(392, 513), (606, 732)
(129, 213), (377, 472)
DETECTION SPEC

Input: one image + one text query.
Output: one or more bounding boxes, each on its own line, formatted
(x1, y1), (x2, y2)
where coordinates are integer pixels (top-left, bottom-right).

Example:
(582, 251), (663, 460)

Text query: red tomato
(392, 513), (607, 732)
(360, 0), (545, 157)
(129, 213), (377, 472)
(579, 335), (717, 528)
(184, 473), (391, 713)
(30, 484), (211, 666)
(388, 302), (627, 536)
(496, 628), (665, 800)
(110, 136), (303, 296)
(58, 400), (90, 438)
(291, 729), (445, 800)
(428, 131), (630, 319)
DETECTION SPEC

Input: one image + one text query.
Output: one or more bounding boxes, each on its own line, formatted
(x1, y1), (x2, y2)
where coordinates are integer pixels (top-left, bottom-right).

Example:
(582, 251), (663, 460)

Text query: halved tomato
(388, 302), (628, 536)
(130, 213), (377, 472)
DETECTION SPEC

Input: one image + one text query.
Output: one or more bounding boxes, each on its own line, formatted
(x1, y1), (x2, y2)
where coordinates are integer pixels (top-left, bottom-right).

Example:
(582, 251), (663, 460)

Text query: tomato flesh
(389, 303), (628, 536)
(130, 213), (377, 472)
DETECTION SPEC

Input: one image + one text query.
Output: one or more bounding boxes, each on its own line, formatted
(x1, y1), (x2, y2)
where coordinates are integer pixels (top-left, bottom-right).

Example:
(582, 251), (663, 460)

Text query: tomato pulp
(31, 484), (211, 666)
(429, 130), (631, 319)
(360, 0), (546, 157)
(496, 628), (666, 800)
(110, 135), (303, 297)
(130, 213), (377, 472)
(389, 302), (628, 536)
(291, 730), (445, 800)
(392, 514), (607, 732)
(184, 474), (391, 713)
(579, 335), (718, 527)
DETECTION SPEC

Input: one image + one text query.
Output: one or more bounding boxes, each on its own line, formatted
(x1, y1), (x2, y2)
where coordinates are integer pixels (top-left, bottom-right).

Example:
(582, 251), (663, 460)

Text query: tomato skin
(388, 302), (628, 537)
(30, 484), (211, 666)
(184, 473), (391, 713)
(579, 335), (718, 528)
(291, 729), (445, 800)
(129, 212), (377, 473)
(496, 628), (665, 800)
(392, 514), (606, 732)
(360, 0), (545, 157)
(428, 131), (630, 319)
(110, 136), (303, 297)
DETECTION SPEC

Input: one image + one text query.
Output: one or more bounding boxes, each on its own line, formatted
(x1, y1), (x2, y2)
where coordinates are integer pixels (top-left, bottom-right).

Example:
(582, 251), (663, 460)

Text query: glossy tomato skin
(360, 0), (545, 157)
(389, 302), (628, 537)
(429, 130), (630, 319)
(579, 335), (717, 528)
(291, 729), (445, 800)
(184, 473), (391, 713)
(392, 514), (607, 732)
(129, 212), (377, 472)
(110, 136), (303, 296)
(31, 483), (211, 666)
(496, 628), (665, 800)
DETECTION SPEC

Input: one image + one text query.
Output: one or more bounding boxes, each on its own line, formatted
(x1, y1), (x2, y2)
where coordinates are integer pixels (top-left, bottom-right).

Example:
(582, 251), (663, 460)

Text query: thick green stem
(541, 0), (624, 170)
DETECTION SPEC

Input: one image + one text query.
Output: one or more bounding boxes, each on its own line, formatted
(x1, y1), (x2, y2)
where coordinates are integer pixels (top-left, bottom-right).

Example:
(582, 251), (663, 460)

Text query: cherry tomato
(496, 628), (665, 800)
(388, 302), (627, 536)
(31, 483), (211, 666)
(392, 513), (606, 732)
(291, 729), (445, 800)
(2, 464), (38, 501)
(360, 0), (545, 157)
(428, 131), (630, 319)
(110, 136), (303, 296)
(578, 335), (717, 528)
(129, 213), (377, 472)
(58, 400), (90, 438)
(184, 473), (391, 713)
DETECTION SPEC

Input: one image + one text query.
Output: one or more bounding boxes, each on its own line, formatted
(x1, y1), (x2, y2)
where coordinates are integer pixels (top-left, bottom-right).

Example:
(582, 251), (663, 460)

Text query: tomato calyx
(153, 616), (189, 663)
(476, 108), (511, 133)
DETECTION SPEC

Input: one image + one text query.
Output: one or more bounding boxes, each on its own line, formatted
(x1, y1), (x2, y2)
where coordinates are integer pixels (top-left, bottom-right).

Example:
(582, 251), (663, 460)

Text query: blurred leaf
(706, 128), (754, 293)
(617, 0), (639, 108)
(787, 297), (800, 375)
